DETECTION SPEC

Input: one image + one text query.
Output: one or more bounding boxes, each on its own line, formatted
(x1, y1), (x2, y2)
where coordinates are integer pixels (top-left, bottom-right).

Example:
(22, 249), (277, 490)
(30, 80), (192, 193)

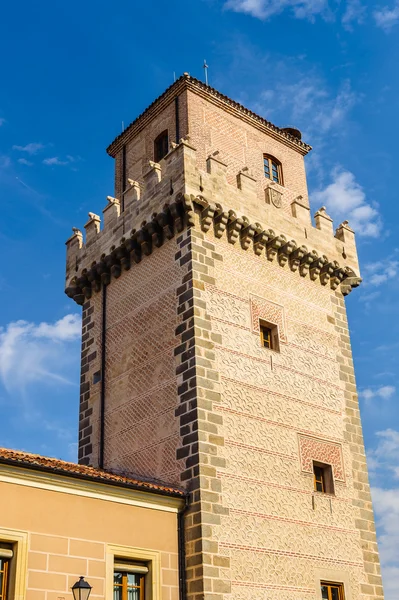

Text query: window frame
(154, 130), (169, 163)
(0, 557), (9, 600)
(313, 461), (335, 495)
(259, 320), (280, 352)
(321, 581), (345, 600)
(106, 544), (162, 600)
(114, 568), (146, 600)
(0, 529), (28, 600)
(263, 154), (282, 185)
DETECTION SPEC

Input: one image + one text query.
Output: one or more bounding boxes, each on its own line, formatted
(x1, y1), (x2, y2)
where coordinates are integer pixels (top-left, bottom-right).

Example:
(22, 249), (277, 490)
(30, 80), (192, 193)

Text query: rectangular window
(0, 545), (13, 600)
(114, 561), (148, 600)
(0, 558), (9, 600)
(259, 320), (280, 352)
(321, 581), (345, 600)
(313, 462), (334, 494)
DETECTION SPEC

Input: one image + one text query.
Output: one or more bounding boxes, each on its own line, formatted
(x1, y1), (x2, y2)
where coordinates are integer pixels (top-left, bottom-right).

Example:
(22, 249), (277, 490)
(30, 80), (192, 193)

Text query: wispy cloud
(359, 385), (396, 401)
(363, 256), (399, 286)
(43, 155), (80, 167)
(17, 158), (33, 166)
(342, 0), (366, 28)
(224, 0), (329, 20)
(12, 142), (45, 155)
(368, 430), (399, 595)
(0, 118), (6, 126)
(0, 314), (81, 393)
(311, 168), (382, 237)
(374, 2), (399, 29)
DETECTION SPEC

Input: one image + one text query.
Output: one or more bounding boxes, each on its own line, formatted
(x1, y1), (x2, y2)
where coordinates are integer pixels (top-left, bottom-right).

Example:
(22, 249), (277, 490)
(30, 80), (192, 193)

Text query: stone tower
(65, 74), (384, 600)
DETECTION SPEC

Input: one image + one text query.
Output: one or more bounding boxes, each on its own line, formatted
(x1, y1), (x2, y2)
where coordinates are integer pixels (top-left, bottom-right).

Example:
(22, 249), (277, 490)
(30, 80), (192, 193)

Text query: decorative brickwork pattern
(298, 435), (345, 482)
(250, 294), (287, 343)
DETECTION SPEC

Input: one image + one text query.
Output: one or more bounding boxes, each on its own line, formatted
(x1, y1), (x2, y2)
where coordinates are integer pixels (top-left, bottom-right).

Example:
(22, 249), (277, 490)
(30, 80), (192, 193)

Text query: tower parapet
(66, 139), (361, 304)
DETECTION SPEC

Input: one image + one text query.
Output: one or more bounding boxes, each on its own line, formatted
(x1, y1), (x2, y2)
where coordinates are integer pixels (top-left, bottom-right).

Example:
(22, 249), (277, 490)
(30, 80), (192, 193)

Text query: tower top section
(106, 73), (312, 158)
(65, 73), (361, 306)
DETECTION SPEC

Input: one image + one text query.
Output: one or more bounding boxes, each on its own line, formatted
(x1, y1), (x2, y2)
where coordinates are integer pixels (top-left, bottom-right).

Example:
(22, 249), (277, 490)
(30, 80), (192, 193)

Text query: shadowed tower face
(66, 74), (384, 600)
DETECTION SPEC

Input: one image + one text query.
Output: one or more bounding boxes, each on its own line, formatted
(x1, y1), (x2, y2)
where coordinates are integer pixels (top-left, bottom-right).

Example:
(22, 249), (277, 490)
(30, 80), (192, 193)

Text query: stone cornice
(106, 74), (311, 158)
(65, 194), (361, 305)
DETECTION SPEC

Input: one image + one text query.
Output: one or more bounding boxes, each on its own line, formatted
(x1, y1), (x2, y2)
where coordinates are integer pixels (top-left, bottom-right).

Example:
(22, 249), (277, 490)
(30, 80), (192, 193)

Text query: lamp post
(71, 577), (92, 600)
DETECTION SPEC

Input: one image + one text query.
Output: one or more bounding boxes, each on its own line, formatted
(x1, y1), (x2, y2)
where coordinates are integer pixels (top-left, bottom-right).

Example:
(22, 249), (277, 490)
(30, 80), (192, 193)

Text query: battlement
(65, 139), (361, 304)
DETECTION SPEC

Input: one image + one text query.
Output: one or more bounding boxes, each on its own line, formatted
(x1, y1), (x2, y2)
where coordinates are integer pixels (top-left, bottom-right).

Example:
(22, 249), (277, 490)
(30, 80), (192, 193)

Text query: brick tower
(65, 74), (384, 600)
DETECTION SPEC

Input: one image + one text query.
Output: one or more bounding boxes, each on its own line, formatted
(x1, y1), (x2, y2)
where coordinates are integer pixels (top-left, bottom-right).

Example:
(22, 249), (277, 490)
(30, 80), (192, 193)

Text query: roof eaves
(0, 453), (186, 499)
(106, 73), (311, 157)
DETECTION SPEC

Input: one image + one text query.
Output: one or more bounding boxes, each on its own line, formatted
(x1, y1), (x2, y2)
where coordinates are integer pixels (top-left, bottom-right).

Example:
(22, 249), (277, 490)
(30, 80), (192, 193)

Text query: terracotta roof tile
(0, 447), (186, 498)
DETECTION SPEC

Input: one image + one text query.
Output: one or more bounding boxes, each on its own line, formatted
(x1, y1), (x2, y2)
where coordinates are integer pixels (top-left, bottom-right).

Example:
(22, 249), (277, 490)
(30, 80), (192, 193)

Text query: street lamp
(71, 577), (92, 600)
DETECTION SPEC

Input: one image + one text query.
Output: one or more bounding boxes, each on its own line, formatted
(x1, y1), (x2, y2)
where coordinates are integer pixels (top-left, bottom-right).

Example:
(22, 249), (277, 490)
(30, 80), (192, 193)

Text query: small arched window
(263, 155), (282, 185)
(154, 130), (169, 163)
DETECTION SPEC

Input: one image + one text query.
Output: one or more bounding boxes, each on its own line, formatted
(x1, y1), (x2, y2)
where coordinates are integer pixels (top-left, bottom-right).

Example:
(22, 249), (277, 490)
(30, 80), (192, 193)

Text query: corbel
(96, 257), (111, 286)
(289, 245), (307, 273)
(309, 254), (328, 281)
(253, 223), (270, 256)
(147, 219), (163, 249)
(181, 194), (195, 228)
(227, 210), (244, 244)
(214, 204), (229, 238)
(126, 231), (142, 264)
(78, 270), (92, 299)
(240, 217), (256, 250)
(341, 276), (362, 296)
(116, 243), (130, 271)
(136, 225), (152, 256)
(105, 247), (122, 280)
(88, 263), (101, 293)
(278, 240), (297, 267)
(170, 196), (184, 233)
(320, 261), (338, 286)
(330, 267), (346, 290)
(266, 234), (287, 262)
(157, 207), (174, 240)
(197, 199), (216, 233)
(299, 250), (318, 277)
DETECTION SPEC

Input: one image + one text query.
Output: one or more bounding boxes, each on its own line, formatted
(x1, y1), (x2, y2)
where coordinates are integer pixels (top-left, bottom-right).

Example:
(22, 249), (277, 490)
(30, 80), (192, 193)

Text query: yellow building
(0, 448), (186, 600)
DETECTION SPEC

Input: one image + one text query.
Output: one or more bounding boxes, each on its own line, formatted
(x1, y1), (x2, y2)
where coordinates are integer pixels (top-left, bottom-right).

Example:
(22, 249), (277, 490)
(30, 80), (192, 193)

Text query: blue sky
(0, 0), (398, 595)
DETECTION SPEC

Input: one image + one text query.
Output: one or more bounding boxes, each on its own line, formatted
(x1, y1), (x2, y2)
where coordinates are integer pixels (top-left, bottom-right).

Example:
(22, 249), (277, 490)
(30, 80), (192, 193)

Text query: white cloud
(358, 290), (381, 303)
(359, 386), (396, 401)
(363, 258), (399, 286)
(12, 142), (45, 155)
(0, 314), (81, 393)
(17, 158), (33, 166)
(374, 2), (399, 29)
(43, 155), (78, 167)
(342, 0), (366, 28)
(224, 0), (328, 20)
(311, 168), (382, 237)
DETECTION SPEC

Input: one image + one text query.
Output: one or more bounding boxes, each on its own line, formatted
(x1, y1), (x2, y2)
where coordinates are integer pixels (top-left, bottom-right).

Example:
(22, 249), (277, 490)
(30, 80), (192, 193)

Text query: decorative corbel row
(190, 195), (362, 296)
(65, 194), (195, 305)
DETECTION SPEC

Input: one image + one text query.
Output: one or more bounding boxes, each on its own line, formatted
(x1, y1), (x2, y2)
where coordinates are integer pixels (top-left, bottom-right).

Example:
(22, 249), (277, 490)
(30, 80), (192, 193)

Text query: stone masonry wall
(182, 216), (383, 600)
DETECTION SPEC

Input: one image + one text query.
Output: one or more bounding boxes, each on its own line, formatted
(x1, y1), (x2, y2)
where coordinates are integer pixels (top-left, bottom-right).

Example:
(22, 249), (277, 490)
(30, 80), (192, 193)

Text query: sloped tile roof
(0, 447), (186, 498)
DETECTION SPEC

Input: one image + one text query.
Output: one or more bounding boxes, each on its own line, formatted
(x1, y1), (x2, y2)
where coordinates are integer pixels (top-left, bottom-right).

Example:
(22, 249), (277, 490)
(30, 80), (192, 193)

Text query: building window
(154, 130), (169, 163)
(114, 561), (148, 600)
(263, 155), (282, 184)
(321, 582), (345, 600)
(313, 462), (334, 494)
(260, 320), (280, 352)
(0, 545), (13, 600)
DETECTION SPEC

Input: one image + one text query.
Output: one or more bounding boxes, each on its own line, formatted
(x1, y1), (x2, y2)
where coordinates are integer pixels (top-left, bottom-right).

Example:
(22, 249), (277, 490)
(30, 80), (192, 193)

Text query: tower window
(313, 462), (334, 494)
(154, 130), (169, 163)
(114, 561), (148, 600)
(321, 582), (345, 600)
(259, 320), (280, 352)
(263, 155), (282, 184)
